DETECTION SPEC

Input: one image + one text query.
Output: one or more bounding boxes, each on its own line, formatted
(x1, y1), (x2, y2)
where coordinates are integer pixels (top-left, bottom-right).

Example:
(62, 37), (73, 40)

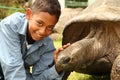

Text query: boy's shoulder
(43, 36), (53, 43)
(40, 36), (54, 46)
(11, 12), (25, 16)
(1, 12), (26, 26)
(3, 12), (25, 21)
(9, 12), (25, 19)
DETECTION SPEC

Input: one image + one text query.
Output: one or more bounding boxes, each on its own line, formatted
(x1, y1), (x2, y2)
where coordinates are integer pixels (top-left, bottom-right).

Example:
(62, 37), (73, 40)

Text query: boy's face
(26, 9), (58, 41)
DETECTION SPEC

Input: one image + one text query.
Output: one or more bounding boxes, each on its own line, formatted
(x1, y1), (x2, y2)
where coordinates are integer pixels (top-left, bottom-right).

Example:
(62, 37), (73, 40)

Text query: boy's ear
(26, 8), (32, 20)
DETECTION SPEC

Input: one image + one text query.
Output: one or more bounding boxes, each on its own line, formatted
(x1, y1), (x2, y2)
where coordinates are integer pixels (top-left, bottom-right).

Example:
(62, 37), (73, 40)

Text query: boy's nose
(39, 27), (46, 36)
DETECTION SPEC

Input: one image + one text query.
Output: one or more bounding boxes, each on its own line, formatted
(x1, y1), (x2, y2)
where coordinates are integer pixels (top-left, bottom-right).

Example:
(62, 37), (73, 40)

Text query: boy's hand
(54, 43), (70, 73)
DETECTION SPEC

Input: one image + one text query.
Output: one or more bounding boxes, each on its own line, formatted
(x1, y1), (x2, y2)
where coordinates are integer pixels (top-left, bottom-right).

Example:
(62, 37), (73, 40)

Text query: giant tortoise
(56, 0), (120, 80)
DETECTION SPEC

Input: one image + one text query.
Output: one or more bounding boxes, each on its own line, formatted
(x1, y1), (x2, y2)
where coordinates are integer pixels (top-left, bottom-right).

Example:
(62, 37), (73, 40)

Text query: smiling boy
(0, 0), (70, 80)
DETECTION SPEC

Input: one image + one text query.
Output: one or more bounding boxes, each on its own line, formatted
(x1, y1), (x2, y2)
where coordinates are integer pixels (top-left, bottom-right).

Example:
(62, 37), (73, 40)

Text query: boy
(0, 0), (70, 80)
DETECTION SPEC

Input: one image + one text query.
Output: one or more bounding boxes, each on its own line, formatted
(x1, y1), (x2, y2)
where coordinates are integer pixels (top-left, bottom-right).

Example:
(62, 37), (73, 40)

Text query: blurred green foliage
(0, 0), (88, 20)
(68, 71), (110, 80)
(67, 0), (88, 1)
(65, 0), (88, 8)
(0, 0), (26, 20)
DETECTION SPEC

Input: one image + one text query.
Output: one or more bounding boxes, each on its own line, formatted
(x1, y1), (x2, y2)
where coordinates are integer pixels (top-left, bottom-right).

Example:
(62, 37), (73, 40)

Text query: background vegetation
(0, 0), (26, 20)
(0, 0), (88, 19)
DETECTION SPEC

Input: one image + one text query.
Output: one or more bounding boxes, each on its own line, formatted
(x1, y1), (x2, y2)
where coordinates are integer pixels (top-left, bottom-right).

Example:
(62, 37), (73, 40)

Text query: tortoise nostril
(63, 57), (71, 64)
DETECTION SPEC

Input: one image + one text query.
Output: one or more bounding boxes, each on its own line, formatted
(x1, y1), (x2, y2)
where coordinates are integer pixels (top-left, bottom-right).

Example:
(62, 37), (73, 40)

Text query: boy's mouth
(32, 33), (44, 41)
(36, 33), (44, 38)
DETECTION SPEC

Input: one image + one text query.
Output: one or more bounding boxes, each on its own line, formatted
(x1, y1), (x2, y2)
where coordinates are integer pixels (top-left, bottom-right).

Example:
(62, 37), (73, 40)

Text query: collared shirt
(0, 12), (63, 80)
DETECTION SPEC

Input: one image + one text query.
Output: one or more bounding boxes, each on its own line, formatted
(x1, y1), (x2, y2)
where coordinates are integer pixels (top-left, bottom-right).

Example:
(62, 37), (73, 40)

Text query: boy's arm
(28, 40), (63, 80)
(31, 50), (64, 80)
(0, 15), (26, 80)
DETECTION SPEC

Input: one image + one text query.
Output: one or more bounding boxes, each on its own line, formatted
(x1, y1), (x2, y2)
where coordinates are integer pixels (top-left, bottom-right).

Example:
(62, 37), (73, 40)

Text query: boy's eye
(47, 26), (54, 31)
(37, 21), (43, 26)
(38, 22), (43, 26)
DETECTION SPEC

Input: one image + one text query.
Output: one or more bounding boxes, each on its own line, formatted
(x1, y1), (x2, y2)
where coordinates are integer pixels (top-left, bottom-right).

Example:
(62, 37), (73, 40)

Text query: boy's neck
(26, 28), (35, 44)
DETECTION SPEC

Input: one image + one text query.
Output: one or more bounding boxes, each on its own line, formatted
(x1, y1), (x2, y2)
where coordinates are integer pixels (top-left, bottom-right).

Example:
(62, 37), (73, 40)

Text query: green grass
(53, 39), (62, 48)
(53, 39), (110, 80)
(67, 72), (110, 80)
(67, 72), (90, 80)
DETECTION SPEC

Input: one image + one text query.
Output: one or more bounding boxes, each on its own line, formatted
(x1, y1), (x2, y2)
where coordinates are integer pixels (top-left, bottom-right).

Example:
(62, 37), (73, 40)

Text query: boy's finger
(62, 43), (71, 49)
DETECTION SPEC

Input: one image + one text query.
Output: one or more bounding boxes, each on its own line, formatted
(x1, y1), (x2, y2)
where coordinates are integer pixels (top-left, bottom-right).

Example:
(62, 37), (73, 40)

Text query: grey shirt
(0, 12), (63, 80)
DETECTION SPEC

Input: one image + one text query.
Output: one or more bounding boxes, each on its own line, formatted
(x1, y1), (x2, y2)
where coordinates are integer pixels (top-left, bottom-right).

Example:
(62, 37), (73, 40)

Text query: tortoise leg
(111, 55), (120, 80)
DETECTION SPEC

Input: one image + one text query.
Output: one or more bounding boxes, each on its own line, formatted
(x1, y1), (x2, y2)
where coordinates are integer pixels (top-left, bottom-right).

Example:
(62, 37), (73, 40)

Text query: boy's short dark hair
(28, 0), (61, 21)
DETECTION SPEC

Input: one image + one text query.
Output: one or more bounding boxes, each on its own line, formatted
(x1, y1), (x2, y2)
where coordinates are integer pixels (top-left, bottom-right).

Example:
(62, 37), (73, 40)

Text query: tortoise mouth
(56, 54), (81, 71)
(56, 56), (71, 69)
